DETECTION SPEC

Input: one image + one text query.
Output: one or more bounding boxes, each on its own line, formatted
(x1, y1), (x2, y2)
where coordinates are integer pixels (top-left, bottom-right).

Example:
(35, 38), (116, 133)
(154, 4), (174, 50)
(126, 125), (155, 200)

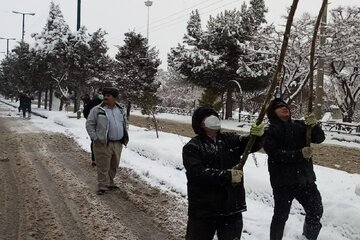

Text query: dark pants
(90, 140), (95, 162)
(22, 105), (31, 118)
(186, 213), (243, 240)
(270, 183), (323, 240)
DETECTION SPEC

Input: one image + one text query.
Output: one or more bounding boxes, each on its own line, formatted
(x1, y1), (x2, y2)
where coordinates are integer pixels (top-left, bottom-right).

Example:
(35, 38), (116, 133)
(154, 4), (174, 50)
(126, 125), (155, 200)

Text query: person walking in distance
(263, 98), (325, 240)
(20, 91), (33, 119)
(183, 106), (265, 240)
(86, 87), (129, 195)
(83, 91), (104, 167)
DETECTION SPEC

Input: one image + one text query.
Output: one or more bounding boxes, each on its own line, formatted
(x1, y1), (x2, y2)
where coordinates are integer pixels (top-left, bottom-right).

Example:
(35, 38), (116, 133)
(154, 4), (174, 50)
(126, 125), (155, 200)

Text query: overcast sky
(0, 0), (359, 68)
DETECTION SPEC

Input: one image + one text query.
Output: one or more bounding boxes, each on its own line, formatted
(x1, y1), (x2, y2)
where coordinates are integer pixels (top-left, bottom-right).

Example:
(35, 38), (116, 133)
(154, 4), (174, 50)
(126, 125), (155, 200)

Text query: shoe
(96, 189), (106, 195)
(91, 161), (96, 167)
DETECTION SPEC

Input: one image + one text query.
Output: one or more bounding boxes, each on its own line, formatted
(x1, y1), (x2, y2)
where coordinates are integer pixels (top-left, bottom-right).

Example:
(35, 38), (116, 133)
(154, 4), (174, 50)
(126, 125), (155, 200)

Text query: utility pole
(77, 0), (81, 31)
(145, 0), (153, 41)
(74, 0), (81, 113)
(12, 11), (35, 42)
(0, 37), (16, 57)
(314, 2), (328, 120)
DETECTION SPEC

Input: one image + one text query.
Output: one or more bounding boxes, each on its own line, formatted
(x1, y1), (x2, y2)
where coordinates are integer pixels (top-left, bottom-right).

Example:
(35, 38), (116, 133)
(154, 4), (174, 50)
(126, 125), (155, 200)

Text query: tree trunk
(73, 87), (81, 113)
(49, 85), (53, 111)
(126, 102), (131, 120)
(44, 90), (48, 110)
(73, 90), (78, 113)
(59, 98), (64, 111)
(75, 87), (81, 113)
(152, 112), (159, 139)
(343, 109), (354, 123)
(37, 90), (42, 108)
(225, 88), (233, 119)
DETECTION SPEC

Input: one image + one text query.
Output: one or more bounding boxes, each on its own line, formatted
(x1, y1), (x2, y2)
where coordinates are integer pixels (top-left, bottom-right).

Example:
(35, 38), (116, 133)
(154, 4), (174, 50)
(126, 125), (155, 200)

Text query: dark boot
(270, 221), (285, 240)
(303, 222), (322, 240)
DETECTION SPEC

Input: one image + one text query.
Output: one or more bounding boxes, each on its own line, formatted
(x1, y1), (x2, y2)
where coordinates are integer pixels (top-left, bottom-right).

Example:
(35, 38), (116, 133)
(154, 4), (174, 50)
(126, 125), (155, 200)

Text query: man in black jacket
(263, 98), (325, 240)
(183, 106), (265, 240)
(83, 92), (103, 167)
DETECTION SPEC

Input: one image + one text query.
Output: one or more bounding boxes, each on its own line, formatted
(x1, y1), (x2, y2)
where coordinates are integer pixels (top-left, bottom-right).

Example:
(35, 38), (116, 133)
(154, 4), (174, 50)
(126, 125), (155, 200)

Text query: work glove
(230, 169), (243, 184)
(304, 113), (317, 127)
(250, 122), (266, 137)
(301, 147), (313, 160)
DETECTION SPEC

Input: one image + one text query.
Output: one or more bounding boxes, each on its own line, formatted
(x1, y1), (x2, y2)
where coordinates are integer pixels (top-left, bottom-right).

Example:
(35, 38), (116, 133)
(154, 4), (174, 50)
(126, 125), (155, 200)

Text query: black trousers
(270, 183), (323, 240)
(22, 105), (31, 118)
(186, 213), (243, 240)
(90, 140), (95, 162)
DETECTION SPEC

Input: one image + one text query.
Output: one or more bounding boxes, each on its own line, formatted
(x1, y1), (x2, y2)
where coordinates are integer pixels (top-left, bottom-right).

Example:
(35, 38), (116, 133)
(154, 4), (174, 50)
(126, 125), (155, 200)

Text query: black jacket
(19, 94), (33, 108)
(183, 132), (261, 218)
(263, 99), (325, 188)
(83, 98), (103, 119)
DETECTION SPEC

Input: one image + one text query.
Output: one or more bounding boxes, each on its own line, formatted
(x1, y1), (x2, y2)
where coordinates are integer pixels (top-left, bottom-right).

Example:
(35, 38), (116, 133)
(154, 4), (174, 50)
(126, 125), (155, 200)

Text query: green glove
(304, 113), (317, 127)
(250, 122), (266, 137)
(230, 169), (243, 184)
(301, 146), (313, 160)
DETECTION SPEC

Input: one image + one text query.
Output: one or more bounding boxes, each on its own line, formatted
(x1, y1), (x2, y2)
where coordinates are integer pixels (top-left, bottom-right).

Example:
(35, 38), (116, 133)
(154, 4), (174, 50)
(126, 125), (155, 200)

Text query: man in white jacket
(86, 87), (129, 195)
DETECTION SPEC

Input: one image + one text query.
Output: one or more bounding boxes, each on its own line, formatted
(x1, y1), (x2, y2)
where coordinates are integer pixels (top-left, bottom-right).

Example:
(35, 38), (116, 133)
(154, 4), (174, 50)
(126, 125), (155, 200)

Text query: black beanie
(102, 87), (119, 98)
(266, 98), (290, 122)
(192, 106), (219, 135)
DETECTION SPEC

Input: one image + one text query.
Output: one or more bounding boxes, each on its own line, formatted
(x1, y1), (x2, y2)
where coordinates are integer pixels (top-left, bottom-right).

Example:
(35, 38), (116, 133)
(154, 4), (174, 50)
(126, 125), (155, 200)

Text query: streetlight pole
(144, 0), (153, 41)
(12, 11), (35, 42)
(0, 37), (16, 57)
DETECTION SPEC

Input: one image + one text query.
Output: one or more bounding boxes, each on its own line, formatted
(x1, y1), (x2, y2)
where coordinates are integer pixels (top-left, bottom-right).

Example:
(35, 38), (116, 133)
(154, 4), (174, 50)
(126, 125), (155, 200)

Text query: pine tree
(249, 0), (268, 30)
(31, 1), (71, 110)
(87, 29), (112, 87)
(168, 4), (272, 118)
(184, 10), (203, 46)
(115, 31), (161, 117)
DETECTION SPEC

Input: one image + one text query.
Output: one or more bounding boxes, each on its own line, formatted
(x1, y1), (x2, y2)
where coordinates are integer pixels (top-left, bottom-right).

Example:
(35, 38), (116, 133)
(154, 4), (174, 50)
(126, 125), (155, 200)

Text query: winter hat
(266, 98), (291, 122)
(102, 87), (119, 98)
(192, 106), (219, 135)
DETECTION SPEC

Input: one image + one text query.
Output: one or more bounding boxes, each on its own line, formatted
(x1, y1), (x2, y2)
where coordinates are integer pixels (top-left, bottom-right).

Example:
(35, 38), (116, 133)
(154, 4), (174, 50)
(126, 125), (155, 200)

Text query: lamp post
(144, 0), (153, 41)
(12, 11), (35, 42)
(0, 37), (16, 57)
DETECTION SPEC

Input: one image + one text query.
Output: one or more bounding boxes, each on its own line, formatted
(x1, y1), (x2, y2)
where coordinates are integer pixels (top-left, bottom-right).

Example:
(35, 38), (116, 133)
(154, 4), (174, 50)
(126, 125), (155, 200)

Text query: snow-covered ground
(1, 99), (360, 240)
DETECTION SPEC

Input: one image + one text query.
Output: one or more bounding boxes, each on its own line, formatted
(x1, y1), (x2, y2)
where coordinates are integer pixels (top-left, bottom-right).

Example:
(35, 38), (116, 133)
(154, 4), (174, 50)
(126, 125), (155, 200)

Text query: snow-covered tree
(114, 31), (161, 117)
(168, 1), (272, 119)
(86, 29), (113, 87)
(31, 1), (71, 110)
(156, 69), (202, 109)
(325, 7), (360, 122)
(274, 13), (315, 105)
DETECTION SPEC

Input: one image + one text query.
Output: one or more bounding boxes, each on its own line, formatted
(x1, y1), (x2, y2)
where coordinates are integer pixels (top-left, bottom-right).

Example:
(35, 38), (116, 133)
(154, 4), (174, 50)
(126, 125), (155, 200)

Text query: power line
(136, 0), (217, 30)
(148, 0), (241, 34)
(136, 0), (227, 32)
(107, 0), (230, 44)
(137, 0), (228, 32)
